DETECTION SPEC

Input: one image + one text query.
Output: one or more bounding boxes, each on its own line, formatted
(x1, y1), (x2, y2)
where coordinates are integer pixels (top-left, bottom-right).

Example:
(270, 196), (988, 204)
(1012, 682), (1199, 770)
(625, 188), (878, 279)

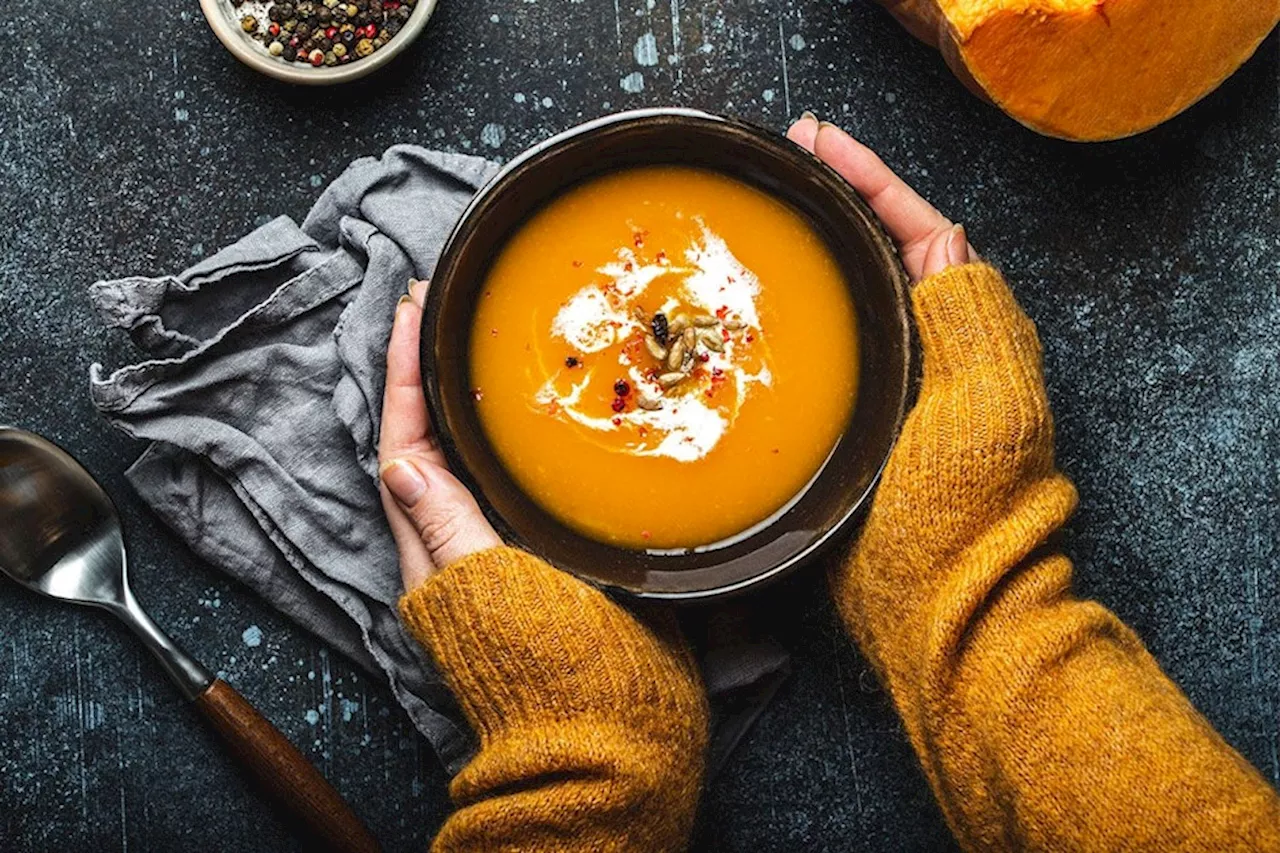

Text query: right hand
(786, 114), (978, 282)
(789, 114), (1059, 579)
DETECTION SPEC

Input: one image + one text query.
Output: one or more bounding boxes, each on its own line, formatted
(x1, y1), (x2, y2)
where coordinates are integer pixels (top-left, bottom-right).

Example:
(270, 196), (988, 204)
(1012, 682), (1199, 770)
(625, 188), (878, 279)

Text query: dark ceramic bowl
(422, 108), (913, 601)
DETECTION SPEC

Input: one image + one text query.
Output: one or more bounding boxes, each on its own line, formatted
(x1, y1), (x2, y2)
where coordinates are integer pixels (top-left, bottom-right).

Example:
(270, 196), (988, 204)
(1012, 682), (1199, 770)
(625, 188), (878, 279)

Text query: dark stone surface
(1, 0), (1277, 848)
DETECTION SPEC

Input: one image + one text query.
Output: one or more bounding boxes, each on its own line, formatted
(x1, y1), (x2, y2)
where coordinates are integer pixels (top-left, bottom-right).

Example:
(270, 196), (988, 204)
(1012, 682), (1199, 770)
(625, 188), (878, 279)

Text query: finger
(786, 113), (820, 152)
(379, 293), (436, 459)
(381, 456), (502, 572)
(381, 484), (436, 591)
(812, 124), (953, 276)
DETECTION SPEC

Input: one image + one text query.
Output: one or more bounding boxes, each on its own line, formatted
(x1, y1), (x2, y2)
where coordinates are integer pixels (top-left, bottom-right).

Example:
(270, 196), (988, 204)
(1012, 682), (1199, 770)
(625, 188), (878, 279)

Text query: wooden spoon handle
(194, 678), (380, 853)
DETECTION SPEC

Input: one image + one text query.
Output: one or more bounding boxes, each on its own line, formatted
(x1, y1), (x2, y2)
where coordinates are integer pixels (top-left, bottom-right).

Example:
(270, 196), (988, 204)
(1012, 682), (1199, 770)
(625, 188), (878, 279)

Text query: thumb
(380, 456), (502, 572)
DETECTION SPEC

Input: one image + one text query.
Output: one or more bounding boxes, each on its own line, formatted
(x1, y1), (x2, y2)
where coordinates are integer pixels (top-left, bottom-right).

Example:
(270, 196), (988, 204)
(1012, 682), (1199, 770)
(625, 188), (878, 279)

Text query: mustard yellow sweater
(400, 264), (1280, 851)
(399, 548), (708, 852)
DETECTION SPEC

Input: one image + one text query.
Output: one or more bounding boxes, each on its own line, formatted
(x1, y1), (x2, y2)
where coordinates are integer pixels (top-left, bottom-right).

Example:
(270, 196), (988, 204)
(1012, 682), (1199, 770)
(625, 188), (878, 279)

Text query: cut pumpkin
(879, 0), (1280, 141)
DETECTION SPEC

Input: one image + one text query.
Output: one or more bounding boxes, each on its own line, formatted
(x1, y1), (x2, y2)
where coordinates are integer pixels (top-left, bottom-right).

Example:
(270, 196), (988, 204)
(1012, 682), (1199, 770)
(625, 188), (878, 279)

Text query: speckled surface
(1, 0), (1277, 848)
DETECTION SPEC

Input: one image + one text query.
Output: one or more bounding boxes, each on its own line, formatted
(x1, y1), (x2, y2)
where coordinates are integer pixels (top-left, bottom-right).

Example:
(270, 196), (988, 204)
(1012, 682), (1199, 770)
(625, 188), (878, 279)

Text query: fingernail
(381, 459), (426, 507)
(947, 224), (969, 266)
(409, 279), (428, 307)
(816, 120), (844, 140)
(800, 110), (818, 123)
(395, 295), (412, 324)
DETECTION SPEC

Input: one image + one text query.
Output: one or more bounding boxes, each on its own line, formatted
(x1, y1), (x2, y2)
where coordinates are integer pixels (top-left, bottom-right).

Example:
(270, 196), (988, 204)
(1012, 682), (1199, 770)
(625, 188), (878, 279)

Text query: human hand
(792, 115), (1059, 584)
(378, 280), (501, 593)
(786, 113), (978, 282)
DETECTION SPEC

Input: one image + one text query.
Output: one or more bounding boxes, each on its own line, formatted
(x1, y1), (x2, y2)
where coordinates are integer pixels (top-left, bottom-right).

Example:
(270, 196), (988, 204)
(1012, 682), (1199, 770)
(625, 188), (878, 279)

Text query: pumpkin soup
(470, 165), (858, 549)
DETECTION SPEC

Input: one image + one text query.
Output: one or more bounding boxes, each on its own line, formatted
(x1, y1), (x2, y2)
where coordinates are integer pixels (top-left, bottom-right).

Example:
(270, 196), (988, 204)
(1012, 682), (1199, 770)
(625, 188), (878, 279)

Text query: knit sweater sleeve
(399, 546), (708, 853)
(833, 263), (1280, 851)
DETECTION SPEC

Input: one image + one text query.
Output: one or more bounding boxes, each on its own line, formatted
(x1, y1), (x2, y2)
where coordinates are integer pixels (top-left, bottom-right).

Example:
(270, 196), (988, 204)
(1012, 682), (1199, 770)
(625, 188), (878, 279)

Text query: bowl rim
(422, 108), (915, 601)
(199, 0), (437, 85)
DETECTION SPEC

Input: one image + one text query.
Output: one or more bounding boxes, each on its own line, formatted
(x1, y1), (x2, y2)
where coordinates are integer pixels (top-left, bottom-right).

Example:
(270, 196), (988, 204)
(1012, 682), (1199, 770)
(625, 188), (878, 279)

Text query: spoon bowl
(0, 428), (210, 694)
(0, 426), (123, 598)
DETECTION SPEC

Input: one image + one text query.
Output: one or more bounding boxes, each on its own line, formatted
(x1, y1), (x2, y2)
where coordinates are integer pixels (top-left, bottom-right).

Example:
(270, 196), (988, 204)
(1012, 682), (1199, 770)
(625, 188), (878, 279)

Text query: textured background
(1, 0), (1277, 848)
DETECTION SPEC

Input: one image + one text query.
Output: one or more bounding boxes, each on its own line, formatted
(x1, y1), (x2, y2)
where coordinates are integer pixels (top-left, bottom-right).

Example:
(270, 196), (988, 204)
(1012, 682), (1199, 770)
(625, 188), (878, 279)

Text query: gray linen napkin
(88, 144), (790, 777)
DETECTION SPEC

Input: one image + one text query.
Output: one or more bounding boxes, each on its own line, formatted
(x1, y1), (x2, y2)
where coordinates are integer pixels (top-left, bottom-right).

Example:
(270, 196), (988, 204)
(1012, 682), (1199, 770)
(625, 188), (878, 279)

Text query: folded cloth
(88, 145), (790, 776)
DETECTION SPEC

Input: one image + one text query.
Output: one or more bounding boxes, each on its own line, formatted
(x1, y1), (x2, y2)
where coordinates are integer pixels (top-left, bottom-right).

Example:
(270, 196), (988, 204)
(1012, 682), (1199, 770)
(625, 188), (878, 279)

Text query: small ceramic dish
(199, 0), (435, 84)
(422, 108), (915, 601)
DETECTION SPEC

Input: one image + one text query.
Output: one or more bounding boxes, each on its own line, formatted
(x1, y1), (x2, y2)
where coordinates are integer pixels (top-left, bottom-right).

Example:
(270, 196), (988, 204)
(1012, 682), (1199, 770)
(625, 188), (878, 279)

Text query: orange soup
(470, 165), (858, 549)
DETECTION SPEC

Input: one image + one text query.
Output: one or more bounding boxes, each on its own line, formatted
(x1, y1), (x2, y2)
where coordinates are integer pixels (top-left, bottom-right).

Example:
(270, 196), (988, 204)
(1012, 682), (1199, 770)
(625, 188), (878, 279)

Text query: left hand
(378, 280), (501, 593)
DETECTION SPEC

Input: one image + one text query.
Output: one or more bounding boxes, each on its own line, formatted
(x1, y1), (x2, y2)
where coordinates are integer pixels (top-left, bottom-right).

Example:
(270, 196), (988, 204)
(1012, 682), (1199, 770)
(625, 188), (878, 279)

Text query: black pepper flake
(650, 312), (668, 345)
(564, 356), (580, 368)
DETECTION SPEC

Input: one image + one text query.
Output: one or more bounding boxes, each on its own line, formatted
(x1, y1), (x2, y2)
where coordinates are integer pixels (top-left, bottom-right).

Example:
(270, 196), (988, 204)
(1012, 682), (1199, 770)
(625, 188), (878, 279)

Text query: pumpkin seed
(666, 337), (686, 370)
(658, 372), (685, 389)
(644, 335), (667, 361)
(632, 306), (648, 323)
(637, 391), (664, 410)
(699, 329), (725, 352)
(723, 318), (744, 331)
(668, 314), (690, 336)
(681, 327), (696, 349)
(692, 314), (719, 327)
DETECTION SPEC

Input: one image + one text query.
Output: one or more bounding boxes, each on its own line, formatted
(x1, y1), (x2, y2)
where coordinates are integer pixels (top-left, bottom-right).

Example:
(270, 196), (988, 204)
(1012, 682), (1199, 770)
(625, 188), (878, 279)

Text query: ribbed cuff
(399, 546), (704, 745)
(912, 262), (1043, 385)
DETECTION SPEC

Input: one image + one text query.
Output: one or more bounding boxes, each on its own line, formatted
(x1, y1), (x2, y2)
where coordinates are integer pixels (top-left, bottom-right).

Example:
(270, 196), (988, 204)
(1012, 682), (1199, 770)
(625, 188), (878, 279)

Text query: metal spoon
(0, 427), (380, 853)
